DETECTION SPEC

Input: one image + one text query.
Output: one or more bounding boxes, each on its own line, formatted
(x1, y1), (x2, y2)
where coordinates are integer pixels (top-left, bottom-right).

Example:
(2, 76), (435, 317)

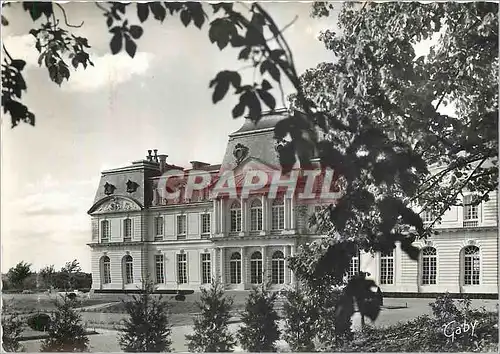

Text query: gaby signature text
(442, 320), (478, 342)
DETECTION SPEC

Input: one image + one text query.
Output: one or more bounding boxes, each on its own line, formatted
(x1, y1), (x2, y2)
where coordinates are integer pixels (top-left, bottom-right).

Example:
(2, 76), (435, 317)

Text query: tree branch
(2, 44), (13, 62)
(55, 3), (84, 28)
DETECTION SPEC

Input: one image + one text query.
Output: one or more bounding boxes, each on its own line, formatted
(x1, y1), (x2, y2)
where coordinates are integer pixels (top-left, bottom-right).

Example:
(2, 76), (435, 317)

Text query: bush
(281, 286), (318, 352)
(27, 313), (51, 332)
(237, 285), (281, 352)
(336, 293), (499, 352)
(185, 280), (236, 352)
(2, 302), (24, 352)
(118, 279), (172, 352)
(40, 296), (90, 352)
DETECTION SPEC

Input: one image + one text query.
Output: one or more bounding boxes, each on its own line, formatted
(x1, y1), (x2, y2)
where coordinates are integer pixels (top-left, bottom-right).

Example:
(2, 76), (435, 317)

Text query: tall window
(123, 255), (133, 284)
(101, 220), (110, 243)
(271, 251), (285, 284)
(271, 198), (285, 230)
(463, 246), (480, 285)
(348, 253), (360, 280)
(250, 199), (263, 231)
(201, 213), (211, 238)
(229, 252), (242, 284)
(463, 195), (479, 227)
(201, 253), (211, 284)
(380, 250), (394, 285)
(177, 214), (187, 239)
(422, 210), (434, 224)
(421, 247), (437, 285)
(154, 216), (164, 241)
(250, 251), (263, 284)
(101, 256), (111, 284)
(230, 201), (242, 232)
(155, 254), (165, 284)
(177, 253), (188, 284)
(123, 218), (132, 242)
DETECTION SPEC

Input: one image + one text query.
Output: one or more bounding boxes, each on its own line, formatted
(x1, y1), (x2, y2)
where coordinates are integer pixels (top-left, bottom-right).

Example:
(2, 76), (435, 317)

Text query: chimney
(190, 161), (211, 169)
(147, 150), (152, 161)
(158, 154), (168, 173)
(153, 149), (158, 163)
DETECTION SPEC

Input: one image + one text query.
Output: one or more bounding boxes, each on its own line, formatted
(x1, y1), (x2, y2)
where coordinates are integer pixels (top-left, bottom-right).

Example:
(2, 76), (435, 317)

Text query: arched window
(101, 220), (110, 243)
(123, 255), (133, 284)
(271, 198), (284, 230)
(250, 251), (263, 284)
(421, 247), (437, 285)
(101, 256), (111, 284)
(229, 252), (242, 284)
(250, 199), (263, 231)
(271, 251), (285, 284)
(463, 246), (480, 285)
(230, 201), (242, 232)
(380, 250), (394, 285)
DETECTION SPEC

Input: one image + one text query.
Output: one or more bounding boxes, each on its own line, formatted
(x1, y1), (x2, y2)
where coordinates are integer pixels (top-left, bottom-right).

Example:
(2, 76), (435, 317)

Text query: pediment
(88, 196), (143, 215)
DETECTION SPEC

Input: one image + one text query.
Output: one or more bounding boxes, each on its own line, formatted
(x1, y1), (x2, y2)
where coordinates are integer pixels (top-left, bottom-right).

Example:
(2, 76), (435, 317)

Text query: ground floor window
(380, 250), (394, 285)
(250, 251), (263, 284)
(421, 247), (437, 285)
(229, 252), (241, 284)
(348, 253), (360, 280)
(123, 255), (133, 284)
(201, 253), (211, 284)
(101, 256), (111, 284)
(463, 246), (480, 285)
(177, 253), (188, 284)
(271, 251), (284, 284)
(155, 254), (165, 284)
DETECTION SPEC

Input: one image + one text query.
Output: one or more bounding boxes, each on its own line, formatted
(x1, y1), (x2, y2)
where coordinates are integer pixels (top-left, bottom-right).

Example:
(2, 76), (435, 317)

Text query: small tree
(237, 285), (281, 352)
(281, 286), (318, 352)
(2, 302), (24, 352)
(118, 279), (172, 352)
(7, 261), (32, 289)
(185, 280), (236, 352)
(40, 295), (89, 352)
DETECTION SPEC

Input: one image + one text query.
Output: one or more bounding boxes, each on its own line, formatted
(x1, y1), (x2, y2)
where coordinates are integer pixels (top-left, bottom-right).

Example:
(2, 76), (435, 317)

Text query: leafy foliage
(237, 285), (280, 352)
(185, 280), (236, 352)
(40, 295), (90, 352)
(333, 294), (498, 352)
(7, 261), (33, 289)
(1, 302), (25, 352)
(118, 279), (172, 352)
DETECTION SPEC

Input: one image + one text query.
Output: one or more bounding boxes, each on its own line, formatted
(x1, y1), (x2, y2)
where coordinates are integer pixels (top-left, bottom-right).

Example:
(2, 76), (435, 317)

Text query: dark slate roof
(221, 110), (289, 170)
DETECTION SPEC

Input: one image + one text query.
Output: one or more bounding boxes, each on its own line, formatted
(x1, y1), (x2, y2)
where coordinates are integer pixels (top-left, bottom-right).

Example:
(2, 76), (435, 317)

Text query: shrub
(281, 286), (318, 352)
(185, 280), (236, 352)
(237, 285), (281, 352)
(118, 279), (172, 352)
(40, 295), (89, 352)
(2, 302), (24, 352)
(27, 313), (51, 332)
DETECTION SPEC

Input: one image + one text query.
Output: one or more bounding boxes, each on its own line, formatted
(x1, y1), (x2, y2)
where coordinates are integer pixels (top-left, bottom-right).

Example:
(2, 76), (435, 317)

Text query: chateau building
(87, 109), (498, 296)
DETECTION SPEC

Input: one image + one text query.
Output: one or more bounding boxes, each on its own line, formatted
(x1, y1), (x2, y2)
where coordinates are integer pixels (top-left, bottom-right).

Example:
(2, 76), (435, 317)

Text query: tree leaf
(232, 102), (245, 118)
(257, 89), (276, 110)
(180, 10), (191, 27)
(137, 3), (149, 22)
(238, 47), (251, 60)
(149, 2), (166, 22)
(129, 25), (143, 39)
(125, 37), (137, 58)
(260, 60), (281, 82)
(110, 32), (123, 55)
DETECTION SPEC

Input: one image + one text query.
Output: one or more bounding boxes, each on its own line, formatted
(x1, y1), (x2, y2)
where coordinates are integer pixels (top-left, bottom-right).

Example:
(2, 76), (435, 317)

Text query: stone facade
(87, 109), (498, 295)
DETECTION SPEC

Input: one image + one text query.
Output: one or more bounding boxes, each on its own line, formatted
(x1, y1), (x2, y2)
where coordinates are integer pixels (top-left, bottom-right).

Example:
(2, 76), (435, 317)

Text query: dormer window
(104, 182), (116, 195)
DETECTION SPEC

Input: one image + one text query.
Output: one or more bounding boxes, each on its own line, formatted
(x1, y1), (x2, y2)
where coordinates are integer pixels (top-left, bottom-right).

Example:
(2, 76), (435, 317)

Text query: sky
(1, 2), (338, 273)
